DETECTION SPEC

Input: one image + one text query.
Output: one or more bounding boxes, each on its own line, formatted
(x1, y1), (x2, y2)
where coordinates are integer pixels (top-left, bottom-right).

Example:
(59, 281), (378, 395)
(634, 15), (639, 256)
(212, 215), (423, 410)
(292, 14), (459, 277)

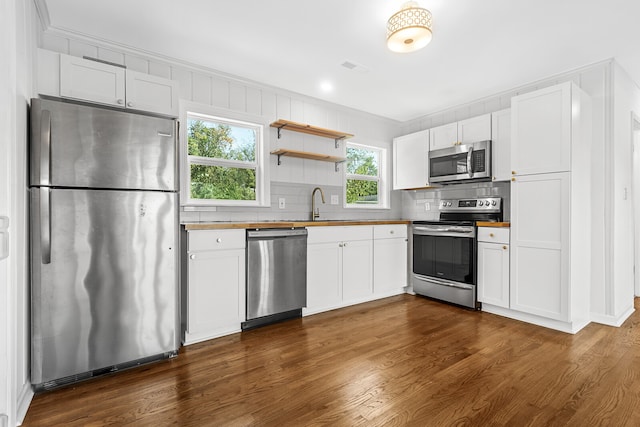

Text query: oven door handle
(414, 274), (474, 290)
(413, 227), (475, 238)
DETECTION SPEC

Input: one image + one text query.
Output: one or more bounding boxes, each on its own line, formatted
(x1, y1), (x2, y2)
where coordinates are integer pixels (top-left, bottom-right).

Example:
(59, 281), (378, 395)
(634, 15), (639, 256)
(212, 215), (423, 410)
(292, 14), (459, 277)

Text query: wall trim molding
(403, 59), (616, 132)
(36, 25), (399, 126)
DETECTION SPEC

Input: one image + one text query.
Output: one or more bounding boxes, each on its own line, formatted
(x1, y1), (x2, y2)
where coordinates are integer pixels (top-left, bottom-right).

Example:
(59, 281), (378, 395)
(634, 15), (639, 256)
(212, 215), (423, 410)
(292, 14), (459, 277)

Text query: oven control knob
(479, 201), (484, 206)
(491, 200), (497, 206)
(447, 202), (452, 207)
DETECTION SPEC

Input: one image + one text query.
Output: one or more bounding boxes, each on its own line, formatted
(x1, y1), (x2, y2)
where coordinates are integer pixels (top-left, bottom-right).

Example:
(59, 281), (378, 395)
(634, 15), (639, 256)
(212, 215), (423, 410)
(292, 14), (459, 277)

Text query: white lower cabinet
(305, 226), (373, 314)
(342, 239), (374, 302)
(477, 227), (510, 308)
(183, 229), (246, 345)
(373, 225), (408, 294)
(306, 241), (342, 312)
(510, 172), (571, 321)
(305, 224), (409, 316)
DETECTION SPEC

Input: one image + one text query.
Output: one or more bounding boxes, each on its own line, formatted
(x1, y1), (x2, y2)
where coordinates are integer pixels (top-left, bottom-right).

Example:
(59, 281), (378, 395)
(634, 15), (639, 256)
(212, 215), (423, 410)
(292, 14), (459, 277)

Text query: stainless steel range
(412, 197), (503, 309)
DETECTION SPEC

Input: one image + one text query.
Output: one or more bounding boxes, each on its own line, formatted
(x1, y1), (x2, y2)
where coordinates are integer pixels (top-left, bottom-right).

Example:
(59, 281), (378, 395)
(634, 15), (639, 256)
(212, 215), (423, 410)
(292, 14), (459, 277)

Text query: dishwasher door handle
(247, 228), (308, 239)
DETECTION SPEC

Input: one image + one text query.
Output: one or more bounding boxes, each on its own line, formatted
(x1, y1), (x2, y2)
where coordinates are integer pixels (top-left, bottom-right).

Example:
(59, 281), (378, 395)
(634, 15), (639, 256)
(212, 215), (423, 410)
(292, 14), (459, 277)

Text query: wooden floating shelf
(270, 119), (354, 145)
(271, 148), (346, 172)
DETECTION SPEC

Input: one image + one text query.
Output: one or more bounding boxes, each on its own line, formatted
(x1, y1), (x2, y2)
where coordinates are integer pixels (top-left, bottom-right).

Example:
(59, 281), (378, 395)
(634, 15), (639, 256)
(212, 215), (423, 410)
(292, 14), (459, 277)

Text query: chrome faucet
(311, 187), (326, 221)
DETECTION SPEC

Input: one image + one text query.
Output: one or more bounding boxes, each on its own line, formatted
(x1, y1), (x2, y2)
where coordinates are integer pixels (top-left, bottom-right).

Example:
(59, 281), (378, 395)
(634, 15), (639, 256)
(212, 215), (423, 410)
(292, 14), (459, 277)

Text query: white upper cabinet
(125, 70), (179, 116)
(491, 108), (511, 181)
(60, 54), (126, 108)
(393, 129), (429, 189)
(511, 83), (572, 176)
(430, 113), (492, 151)
(458, 113), (492, 144)
(429, 122), (458, 151)
(42, 50), (179, 117)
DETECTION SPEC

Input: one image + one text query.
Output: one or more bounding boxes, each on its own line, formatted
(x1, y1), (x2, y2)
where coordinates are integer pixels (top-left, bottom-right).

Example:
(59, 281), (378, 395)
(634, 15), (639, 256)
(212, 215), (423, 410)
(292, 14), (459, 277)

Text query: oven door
(429, 141), (491, 183)
(412, 224), (478, 308)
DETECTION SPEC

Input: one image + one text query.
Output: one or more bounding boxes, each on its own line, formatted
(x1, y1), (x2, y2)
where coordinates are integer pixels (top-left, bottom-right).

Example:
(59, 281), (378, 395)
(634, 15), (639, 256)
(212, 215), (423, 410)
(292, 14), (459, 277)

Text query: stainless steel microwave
(429, 140), (491, 184)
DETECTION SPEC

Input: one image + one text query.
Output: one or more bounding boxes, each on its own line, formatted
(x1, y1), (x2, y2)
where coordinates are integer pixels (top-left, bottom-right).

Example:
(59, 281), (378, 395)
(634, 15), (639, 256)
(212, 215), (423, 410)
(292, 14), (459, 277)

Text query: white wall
(610, 63), (640, 322)
(1, 0), (37, 425)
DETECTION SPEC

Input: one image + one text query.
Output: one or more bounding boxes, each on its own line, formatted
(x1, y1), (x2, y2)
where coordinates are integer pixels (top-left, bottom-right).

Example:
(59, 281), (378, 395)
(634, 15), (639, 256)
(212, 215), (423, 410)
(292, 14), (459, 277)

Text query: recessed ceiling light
(320, 81), (333, 92)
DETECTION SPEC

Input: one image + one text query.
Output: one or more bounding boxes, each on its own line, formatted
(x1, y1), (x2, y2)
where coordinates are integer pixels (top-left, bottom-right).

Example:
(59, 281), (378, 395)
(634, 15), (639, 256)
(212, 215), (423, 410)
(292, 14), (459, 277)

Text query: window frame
(180, 101), (270, 208)
(344, 142), (389, 209)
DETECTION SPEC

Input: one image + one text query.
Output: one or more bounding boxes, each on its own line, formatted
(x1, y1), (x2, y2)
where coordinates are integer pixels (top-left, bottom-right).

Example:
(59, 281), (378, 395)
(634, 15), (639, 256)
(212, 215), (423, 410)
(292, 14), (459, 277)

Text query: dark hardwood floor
(22, 294), (640, 426)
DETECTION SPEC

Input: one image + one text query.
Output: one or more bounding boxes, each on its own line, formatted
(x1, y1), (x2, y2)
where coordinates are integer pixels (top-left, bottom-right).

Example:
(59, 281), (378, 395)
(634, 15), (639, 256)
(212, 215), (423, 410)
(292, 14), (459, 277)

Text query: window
(345, 142), (388, 209)
(181, 103), (269, 207)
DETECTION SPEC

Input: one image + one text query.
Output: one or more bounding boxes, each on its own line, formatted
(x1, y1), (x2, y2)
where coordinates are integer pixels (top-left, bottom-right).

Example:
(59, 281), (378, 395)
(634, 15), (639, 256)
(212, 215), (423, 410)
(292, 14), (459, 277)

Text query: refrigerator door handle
(40, 187), (51, 264)
(40, 109), (51, 186)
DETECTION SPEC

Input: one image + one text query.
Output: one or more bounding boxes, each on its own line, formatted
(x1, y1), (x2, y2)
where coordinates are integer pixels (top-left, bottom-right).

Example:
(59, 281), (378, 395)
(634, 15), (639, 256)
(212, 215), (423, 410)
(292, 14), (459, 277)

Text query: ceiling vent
(341, 60), (370, 73)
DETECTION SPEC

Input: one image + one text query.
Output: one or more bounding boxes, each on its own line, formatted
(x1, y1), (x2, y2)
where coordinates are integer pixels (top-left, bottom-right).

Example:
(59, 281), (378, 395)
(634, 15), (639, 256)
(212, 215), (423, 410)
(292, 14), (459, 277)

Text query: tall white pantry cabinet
(509, 82), (592, 333)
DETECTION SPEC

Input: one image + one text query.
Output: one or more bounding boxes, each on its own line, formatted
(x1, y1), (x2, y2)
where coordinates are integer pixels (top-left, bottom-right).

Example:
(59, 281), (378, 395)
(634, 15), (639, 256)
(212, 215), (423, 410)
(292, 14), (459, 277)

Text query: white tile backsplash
(401, 181), (511, 222)
(180, 182), (403, 223)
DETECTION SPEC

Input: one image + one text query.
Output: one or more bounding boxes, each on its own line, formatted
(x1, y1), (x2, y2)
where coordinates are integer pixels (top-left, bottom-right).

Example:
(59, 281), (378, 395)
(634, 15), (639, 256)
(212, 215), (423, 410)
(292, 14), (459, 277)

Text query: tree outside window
(345, 143), (386, 207)
(187, 113), (261, 203)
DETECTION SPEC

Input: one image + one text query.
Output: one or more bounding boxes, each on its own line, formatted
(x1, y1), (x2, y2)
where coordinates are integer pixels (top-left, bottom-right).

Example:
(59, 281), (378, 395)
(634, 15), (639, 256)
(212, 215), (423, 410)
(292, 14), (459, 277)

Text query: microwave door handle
(466, 147), (473, 179)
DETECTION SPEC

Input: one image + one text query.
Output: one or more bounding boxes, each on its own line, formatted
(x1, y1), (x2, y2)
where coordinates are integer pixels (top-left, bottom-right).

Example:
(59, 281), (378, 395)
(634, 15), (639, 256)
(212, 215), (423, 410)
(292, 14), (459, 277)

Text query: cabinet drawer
(188, 229), (246, 252)
(477, 227), (509, 244)
(374, 224), (408, 239)
(307, 226), (373, 244)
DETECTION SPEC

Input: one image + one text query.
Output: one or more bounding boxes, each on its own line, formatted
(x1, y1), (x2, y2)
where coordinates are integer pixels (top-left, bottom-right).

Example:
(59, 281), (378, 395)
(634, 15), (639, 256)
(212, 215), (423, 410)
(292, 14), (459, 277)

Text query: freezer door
(30, 98), (177, 191)
(30, 188), (179, 386)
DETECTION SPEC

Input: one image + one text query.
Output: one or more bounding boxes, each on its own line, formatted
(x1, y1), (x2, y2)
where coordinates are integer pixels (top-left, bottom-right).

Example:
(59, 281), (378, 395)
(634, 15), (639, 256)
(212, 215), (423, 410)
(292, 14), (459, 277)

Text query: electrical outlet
(278, 198), (286, 209)
(331, 195), (339, 205)
(424, 202), (430, 211)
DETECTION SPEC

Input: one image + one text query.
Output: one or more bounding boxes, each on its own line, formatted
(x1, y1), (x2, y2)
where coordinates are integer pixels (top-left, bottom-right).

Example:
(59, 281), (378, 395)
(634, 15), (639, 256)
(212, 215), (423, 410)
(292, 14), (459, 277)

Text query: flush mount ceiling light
(386, 1), (433, 53)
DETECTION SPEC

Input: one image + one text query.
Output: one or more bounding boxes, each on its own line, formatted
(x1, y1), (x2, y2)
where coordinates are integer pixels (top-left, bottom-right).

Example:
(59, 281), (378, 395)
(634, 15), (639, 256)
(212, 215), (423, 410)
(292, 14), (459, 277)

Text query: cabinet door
(306, 242), (342, 312)
(186, 249), (245, 340)
(374, 237), (408, 294)
(60, 54), (126, 107)
(458, 113), (491, 144)
(478, 242), (509, 307)
(510, 172), (570, 320)
(126, 70), (179, 117)
(511, 83), (572, 175)
(491, 109), (511, 181)
(393, 129), (429, 189)
(430, 122), (458, 151)
(342, 239), (373, 302)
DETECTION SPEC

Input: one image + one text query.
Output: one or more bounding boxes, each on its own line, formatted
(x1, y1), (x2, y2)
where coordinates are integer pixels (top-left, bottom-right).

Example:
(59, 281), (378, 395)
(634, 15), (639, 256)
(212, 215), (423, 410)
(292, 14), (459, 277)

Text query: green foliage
(188, 119), (256, 201)
(346, 146), (379, 204)
(346, 147), (378, 176)
(346, 179), (378, 204)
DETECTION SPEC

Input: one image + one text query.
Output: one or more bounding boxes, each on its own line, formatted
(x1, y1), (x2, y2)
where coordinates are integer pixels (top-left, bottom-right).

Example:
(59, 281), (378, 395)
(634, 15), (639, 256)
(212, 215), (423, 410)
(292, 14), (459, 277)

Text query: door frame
(0, 0), (16, 424)
(631, 112), (640, 296)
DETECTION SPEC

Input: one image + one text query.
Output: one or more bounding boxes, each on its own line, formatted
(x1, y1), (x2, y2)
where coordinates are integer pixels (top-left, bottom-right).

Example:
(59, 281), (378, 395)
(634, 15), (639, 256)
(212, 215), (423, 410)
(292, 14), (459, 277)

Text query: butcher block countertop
(183, 219), (411, 230)
(476, 221), (511, 228)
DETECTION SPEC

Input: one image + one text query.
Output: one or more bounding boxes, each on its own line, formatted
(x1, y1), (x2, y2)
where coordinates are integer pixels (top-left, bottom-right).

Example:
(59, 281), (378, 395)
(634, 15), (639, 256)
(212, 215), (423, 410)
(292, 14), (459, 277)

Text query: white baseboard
(15, 382), (33, 426)
(482, 304), (590, 334)
(590, 305), (635, 327)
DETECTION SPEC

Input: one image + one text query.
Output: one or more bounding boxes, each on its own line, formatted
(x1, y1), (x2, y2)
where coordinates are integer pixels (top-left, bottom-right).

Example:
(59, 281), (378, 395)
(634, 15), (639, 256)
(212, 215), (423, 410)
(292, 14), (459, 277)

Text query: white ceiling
(42, 0), (640, 122)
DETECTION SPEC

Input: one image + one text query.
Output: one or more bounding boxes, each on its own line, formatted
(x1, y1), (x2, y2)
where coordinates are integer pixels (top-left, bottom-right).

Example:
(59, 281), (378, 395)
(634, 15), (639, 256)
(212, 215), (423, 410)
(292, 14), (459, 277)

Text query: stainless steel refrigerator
(29, 98), (180, 390)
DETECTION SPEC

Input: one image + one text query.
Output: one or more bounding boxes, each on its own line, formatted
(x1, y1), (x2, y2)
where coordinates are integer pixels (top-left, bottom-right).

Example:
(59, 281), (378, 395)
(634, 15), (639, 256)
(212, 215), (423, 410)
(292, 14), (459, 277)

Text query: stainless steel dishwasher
(243, 228), (308, 330)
